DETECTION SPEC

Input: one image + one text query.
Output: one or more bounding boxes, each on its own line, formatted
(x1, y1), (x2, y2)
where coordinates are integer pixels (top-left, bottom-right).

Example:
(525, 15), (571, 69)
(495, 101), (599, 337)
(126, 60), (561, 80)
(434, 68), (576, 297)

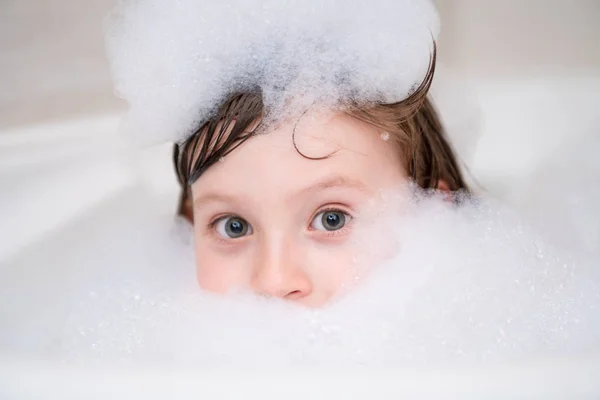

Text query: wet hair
(173, 45), (467, 221)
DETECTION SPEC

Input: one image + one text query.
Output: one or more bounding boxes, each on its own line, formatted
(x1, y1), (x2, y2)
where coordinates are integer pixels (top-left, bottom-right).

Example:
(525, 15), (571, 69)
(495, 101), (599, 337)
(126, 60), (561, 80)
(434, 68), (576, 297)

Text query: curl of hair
(174, 43), (467, 219)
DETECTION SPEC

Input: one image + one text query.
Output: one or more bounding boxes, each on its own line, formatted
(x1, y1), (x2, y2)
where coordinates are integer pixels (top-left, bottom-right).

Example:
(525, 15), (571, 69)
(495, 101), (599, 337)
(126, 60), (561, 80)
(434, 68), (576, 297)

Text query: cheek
(193, 240), (249, 293)
(305, 244), (362, 290)
(194, 240), (363, 297)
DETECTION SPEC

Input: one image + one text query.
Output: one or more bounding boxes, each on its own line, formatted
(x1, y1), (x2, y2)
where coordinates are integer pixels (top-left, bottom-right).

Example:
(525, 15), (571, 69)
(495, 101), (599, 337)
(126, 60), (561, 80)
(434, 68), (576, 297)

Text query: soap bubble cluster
(21, 187), (593, 369)
(104, 0), (439, 145)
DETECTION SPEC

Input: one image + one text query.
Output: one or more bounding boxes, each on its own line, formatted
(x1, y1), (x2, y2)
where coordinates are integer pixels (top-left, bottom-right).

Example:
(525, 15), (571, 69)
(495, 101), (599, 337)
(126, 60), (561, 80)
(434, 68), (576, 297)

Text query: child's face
(190, 112), (406, 307)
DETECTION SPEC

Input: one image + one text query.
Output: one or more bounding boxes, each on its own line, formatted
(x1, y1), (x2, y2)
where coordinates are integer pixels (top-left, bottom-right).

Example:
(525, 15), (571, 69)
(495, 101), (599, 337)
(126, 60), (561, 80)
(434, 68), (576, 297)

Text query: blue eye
(311, 210), (348, 231)
(215, 216), (252, 238)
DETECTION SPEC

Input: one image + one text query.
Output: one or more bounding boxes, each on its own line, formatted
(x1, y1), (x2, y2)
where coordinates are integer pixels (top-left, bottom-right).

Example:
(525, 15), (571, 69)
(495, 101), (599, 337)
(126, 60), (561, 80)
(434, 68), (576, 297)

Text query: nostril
(285, 290), (304, 300)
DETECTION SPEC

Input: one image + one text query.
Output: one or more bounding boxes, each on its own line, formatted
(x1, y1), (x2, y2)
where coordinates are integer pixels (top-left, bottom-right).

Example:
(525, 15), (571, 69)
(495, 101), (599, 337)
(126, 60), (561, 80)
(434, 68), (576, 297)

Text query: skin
(190, 111), (407, 307)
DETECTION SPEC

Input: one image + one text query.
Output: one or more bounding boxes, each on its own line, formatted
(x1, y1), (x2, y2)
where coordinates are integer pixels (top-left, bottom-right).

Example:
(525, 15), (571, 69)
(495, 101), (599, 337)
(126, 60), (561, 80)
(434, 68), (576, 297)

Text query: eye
(311, 209), (349, 231)
(214, 216), (253, 239)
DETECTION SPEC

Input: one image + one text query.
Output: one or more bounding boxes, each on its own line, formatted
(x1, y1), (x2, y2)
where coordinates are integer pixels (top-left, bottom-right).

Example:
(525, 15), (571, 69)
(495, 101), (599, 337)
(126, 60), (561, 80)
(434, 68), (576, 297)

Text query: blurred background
(1, 0), (600, 262)
(2, 0), (599, 126)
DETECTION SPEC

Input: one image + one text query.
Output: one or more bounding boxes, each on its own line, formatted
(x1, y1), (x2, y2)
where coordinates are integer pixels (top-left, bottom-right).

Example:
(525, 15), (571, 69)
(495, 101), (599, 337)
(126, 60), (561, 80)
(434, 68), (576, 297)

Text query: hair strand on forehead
(175, 92), (263, 186)
(174, 42), (468, 220)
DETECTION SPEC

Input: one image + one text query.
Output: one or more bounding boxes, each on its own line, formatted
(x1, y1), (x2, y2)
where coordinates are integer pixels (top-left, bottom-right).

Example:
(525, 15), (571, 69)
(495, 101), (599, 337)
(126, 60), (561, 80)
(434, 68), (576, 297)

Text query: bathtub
(1, 74), (600, 398)
(1, 356), (600, 398)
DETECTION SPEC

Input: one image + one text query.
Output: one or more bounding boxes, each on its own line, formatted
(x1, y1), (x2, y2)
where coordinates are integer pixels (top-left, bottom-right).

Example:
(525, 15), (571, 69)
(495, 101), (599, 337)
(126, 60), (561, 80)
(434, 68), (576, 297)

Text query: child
(108, 0), (467, 307)
(170, 56), (467, 307)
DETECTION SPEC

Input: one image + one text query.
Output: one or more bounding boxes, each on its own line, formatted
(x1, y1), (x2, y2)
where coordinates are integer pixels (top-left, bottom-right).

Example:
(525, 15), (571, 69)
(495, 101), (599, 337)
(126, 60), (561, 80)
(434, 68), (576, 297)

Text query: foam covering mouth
(4, 187), (589, 369)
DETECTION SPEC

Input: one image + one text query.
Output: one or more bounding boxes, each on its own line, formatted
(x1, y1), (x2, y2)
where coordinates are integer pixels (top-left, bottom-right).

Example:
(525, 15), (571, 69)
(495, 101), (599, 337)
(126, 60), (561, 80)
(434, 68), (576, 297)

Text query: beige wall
(437, 0), (600, 76)
(0, 0), (120, 129)
(1, 1), (599, 129)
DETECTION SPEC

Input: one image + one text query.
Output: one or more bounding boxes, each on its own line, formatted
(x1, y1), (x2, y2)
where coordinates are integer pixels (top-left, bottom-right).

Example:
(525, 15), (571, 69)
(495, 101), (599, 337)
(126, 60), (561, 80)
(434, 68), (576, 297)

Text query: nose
(250, 236), (313, 301)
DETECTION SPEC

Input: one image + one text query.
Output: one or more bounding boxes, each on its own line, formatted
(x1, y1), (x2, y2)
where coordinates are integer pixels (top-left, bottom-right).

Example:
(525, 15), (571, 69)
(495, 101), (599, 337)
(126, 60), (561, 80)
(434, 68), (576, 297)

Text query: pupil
(230, 221), (242, 232)
(322, 212), (345, 231)
(226, 218), (246, 237)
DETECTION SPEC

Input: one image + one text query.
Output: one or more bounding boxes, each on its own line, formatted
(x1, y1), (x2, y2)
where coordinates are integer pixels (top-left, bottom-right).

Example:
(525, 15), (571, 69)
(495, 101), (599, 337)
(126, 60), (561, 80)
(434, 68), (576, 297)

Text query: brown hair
(173, 47), (467, 222)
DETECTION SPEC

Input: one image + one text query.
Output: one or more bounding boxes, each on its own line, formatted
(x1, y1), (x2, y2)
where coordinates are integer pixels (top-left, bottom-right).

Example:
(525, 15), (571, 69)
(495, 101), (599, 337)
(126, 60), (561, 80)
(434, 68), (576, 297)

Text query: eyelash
(207, 214), (232, 229)
(308, 206), (354, 237)
(206, 206), (354, 240)
(206, 214), (247, 245)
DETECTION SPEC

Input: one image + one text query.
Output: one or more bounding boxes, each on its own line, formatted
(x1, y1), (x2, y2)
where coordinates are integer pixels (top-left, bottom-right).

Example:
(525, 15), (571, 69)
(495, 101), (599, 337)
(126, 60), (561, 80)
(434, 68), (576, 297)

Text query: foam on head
(104, 0), (439, 145)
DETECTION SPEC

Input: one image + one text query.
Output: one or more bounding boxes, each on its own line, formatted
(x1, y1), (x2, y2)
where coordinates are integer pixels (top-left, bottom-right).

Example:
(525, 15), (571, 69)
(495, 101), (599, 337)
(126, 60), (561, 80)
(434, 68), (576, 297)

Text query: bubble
(104, 0), (439, 145)
(1, 186), (596, 370)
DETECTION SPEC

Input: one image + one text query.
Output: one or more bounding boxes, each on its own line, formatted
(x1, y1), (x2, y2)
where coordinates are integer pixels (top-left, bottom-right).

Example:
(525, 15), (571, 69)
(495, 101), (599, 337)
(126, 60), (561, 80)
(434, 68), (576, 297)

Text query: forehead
(191, 111), (404, 197)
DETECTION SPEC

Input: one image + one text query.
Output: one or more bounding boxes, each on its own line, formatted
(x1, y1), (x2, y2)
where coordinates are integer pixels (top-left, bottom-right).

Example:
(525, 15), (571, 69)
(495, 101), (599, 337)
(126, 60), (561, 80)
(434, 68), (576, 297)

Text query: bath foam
(55, 188), (600, 369)
(104, 0), (439, 145)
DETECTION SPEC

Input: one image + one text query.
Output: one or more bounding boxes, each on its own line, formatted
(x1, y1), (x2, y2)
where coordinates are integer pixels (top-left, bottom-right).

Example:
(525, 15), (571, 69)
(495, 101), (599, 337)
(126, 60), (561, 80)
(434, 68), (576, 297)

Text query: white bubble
(2, 186), (596, 370)
(104, 0), (439, 145)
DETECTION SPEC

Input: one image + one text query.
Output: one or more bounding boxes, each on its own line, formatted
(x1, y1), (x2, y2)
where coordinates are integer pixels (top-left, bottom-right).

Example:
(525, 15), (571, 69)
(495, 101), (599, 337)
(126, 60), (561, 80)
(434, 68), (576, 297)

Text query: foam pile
(104, 0), (439, 144)
(48, 188), (600, 369)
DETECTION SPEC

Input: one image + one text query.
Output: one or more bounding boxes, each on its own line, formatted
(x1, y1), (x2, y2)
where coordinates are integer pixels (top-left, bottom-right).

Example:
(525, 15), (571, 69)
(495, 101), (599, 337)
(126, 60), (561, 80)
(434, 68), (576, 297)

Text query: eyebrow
(193, 175), (372, 209)
(193, 192), (240, 209)
(292, 175), (372, 200)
